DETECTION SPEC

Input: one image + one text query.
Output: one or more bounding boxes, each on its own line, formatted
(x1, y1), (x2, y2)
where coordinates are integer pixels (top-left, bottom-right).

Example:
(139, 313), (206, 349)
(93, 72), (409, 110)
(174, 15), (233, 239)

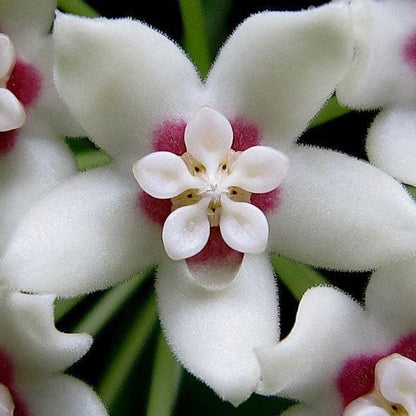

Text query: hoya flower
(0, 288), (107, 415)
(0, 0), (81, 252)
(336, 0), (416, 186)
(256, 257), (416, 415)
(3, 1), (416, 405)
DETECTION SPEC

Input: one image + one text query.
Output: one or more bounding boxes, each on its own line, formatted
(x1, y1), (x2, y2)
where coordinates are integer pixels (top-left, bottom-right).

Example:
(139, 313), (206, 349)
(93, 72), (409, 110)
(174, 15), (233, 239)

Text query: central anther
(133, 106), (290, 260)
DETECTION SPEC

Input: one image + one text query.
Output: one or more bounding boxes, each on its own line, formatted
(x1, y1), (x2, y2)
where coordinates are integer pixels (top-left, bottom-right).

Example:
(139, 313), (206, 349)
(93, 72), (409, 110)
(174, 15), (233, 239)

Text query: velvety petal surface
(0, 291), (91, 374)
(207, 2), (353, 146)
(0, 135), (75, 254)
(0, 167), (161, 296)
(54, 13), (202, 167)
(337, 0), (416, 109)
(269, 146), (416, 270)
(366, 109), (416, 186)
(366, 256), (416, 338)
(156, 253), (279, 406)
(256, 287), (388, 411)
(19, 374), (108, 416)
(0, 0), (56, 47)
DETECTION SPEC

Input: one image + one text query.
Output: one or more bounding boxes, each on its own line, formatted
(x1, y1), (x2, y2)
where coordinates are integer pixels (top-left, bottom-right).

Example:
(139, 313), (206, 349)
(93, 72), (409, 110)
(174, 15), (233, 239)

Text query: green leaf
(179, 0), (211, 78)
(146, 332), (182, 416)
(407, 185), (416, 200)
(57, 0), (99, 17)
(309, 96), (351, 129)
(72, 270), (152, 336)
(54, 296), (84, 322)
(65, 137), (110, 171)
(98, 295), (158, 410)
(271, 254), (329, 301)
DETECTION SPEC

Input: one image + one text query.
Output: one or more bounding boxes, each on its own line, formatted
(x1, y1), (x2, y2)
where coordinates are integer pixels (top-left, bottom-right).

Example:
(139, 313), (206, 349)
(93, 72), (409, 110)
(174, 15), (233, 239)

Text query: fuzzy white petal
(0, 34), (15, 79)
(19, 374), (108, 416)
(184, 107), (233, 172)
(54, 13), (202, 167)
(256, 287), (387, 409)
(0, 167), (160, 296)
(220, 196), (268, 254)
(269, 146), (416, 270)
(0, 0), (56, 47)
(337, 0), (416, 109)
(366, 109), (416, 186)
(133, 151), (201, 199)
(0, 88), (25, 131)
(156, 253), (279, 406)
(0, 136), (76, 254)
(0, 291), (91, 374)
(162, 200), (210, 260)
(223, 146), (289, 193)
(207, 2), (353, 145)
(366, 257), (416, 338)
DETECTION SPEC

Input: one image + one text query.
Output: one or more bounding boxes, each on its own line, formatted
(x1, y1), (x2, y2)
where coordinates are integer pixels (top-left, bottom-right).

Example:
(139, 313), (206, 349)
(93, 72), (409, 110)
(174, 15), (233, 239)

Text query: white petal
(0, 135), (76, 253)
(0, 291), (91, 374)
(344, 397), (389, 416)
(377, 354), (416, 414)
(0, 88), (25, 131)
(207, 2), (353, 145)
(256, 287), (387, 407)
(162, 200), (210, 260)
(366, 109), (416, 186)
(184, 107), (233, 173)
(337, 0), (416, 108)
(19, 374), (108, 416)
(133, 151), (201, 199)
(220, 196), (268, 254)
(269, 146), (416, 271)
(0, 167), (161, 296)
(54, 14), (202, 167)
(0, 34), (15, 79)
(0, 384), (14, 415)
(223, 146), (289, 193)
(0, 0), (56, 47)
(156, 253), (279, 405)
(366, 257), (416, 338)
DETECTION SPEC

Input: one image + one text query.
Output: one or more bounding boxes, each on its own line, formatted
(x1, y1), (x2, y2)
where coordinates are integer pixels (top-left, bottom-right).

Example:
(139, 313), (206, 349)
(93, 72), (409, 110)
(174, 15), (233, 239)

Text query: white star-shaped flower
(3, 1), (416, 405)
(256, 257), (416, 415)
(337, 0), (416, 186)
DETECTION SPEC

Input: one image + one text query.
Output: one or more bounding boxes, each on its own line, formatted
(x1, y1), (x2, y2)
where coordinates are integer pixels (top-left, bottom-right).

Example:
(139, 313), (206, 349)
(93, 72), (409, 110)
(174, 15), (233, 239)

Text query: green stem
(271, 254), (329, 301)
(309, 96), (351, 129)
(55, 296), (84, 322)
(97, 295), (158, 409)
(178, 0), (211, 78)
(57, 0), (99, 17)
(146, 332), (182, 416)
(72, 270), (151, 336)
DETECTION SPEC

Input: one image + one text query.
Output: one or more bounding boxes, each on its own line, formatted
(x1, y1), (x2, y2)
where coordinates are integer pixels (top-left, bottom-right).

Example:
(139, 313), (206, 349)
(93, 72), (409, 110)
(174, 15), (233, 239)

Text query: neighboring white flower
(337, 0), (416, 186)
(256, 257), (416, 415)
(0, 288), (107, 415)
(2, 1), (416, 405)
(0, 0), (81, 253)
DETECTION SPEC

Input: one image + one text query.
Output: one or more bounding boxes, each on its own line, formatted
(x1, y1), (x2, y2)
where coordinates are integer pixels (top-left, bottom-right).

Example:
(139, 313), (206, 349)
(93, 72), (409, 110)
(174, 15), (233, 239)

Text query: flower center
(133, 106), (289, 260)
(0, 34), (25, 133)
(343, 354), (416, 416)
